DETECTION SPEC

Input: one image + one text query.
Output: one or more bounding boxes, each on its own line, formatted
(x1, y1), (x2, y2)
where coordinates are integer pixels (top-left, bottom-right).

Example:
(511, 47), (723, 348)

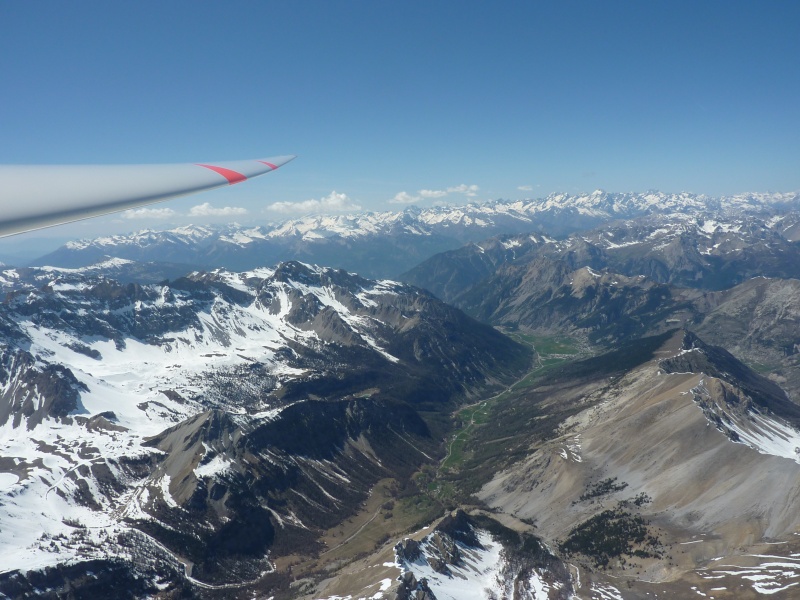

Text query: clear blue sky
(1, 1), (799, 242)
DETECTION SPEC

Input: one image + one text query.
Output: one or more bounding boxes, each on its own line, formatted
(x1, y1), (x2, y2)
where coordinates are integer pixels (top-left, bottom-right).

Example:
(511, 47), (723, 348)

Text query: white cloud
(419, 189), (448, 199)
(189, 202), (248, 217)
(517, 185), (533, 192)
(447, 184), (480, 197)
(389, 191), (420, 204)
(388, 184), (480, 205)
(122, 207), (177, 219)
(267, 191), (361, 215)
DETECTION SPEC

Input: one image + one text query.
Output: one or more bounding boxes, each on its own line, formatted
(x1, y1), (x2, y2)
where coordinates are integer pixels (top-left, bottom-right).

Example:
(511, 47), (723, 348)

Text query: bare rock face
(395, 538), (422, 562)
(660, 330), (800, 425)
(427, 533), (459, 575)
(435, 509), (481, 548)
(395, 513), (476, 581)
(691, 277), (800, 400)
(394, 572), (436, 600)
(0, 346), (87, 429)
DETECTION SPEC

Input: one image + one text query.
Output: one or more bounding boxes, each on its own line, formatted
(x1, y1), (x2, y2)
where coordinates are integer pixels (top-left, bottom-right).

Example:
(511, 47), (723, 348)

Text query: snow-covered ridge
(534, 210), (800, 273)
(0, 262), (416, 574)
(390, 517), (570, 600)
(396, 530), (506, 600)
(691, 378), (800, 463)
(59, 190), (800, 251)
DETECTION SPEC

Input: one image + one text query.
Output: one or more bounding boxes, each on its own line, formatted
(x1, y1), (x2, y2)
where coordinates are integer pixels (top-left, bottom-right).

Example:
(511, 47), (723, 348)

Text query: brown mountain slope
(479, 330), (800, 598)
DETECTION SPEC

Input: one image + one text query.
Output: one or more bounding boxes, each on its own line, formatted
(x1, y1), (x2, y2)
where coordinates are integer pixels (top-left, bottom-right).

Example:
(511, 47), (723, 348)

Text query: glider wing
(0, 155), (295, 237)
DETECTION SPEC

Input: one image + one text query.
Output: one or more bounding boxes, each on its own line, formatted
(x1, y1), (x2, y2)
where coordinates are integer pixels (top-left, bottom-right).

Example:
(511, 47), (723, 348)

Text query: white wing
(0, 155), (295, 237)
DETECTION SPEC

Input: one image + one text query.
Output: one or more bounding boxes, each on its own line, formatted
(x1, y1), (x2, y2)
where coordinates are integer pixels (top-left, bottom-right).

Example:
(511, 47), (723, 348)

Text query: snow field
(0, 266), (411, 575)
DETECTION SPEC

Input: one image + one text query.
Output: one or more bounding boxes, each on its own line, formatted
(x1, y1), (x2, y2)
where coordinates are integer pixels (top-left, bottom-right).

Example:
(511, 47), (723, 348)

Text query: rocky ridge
(472, 330), (800, 597)
(0, 261), (530, 594)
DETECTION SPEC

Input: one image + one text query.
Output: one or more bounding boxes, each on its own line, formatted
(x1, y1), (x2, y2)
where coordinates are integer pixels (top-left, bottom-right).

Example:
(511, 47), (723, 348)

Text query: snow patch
(0, 472), (19, 490)
(591, 582), (624, 599)
(699, 553), (800, 596)
(397, 531), (505, 600)
(195, 453), (233, 479)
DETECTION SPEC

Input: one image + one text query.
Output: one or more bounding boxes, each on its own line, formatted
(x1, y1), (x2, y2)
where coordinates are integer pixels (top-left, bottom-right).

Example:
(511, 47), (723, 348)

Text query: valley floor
(296, 330), (800, 600)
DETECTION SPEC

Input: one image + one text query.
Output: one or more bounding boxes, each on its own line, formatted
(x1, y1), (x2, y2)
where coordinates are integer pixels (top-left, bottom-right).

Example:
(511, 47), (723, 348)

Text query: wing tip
(260, 155), (297, 169)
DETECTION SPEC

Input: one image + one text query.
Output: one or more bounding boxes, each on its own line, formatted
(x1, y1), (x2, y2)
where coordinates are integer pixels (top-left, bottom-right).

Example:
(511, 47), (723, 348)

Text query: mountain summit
(28, 191), (800, 279)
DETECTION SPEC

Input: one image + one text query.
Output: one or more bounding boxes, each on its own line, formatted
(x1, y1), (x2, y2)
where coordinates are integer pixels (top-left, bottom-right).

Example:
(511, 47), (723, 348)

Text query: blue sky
(1, 1), (799, 244)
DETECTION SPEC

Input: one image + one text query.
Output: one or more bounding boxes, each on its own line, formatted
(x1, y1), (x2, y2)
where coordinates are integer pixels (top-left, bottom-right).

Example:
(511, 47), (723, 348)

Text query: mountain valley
(2, 190), (800, 598)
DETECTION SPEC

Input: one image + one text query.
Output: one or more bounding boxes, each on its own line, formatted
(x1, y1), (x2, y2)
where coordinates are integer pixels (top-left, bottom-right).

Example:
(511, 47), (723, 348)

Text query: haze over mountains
(27, 190), (800, 279)
(2, 189), (800, 598)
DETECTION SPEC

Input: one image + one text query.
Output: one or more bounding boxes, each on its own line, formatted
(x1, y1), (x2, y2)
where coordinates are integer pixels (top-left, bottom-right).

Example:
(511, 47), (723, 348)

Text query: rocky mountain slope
(303, 329), (800, 599)
(0, 261), (530, 596)
(410, 268), (800, 406)
(474, 330), (800, 598)
(402, 211), (800, 399)
(4, 189), (800, 599)
(404, 211), (800, 302)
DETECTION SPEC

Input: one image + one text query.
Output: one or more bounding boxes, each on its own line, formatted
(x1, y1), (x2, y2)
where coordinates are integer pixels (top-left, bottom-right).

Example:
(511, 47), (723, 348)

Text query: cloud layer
(267, 191), (362, 215)
(189, 202), (248, 217)
(389, 184), (479, 204)
(122, 203), (249, 220)
(122, 207), (177, 220)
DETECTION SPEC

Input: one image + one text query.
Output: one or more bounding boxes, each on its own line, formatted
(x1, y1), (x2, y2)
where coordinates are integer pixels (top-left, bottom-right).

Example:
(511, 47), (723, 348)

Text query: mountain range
(2, 189), (800, 598)
(27, 190), (800, 280)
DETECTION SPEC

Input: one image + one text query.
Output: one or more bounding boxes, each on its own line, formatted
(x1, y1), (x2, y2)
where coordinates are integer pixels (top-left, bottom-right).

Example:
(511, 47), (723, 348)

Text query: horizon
(2, 187), (797, 266)
(2, 1), (799, 243)
(3, 3), (800, 587)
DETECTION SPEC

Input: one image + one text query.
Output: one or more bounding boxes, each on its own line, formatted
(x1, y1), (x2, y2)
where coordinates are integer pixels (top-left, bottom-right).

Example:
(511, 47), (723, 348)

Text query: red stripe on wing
(195, 164), (248, 185)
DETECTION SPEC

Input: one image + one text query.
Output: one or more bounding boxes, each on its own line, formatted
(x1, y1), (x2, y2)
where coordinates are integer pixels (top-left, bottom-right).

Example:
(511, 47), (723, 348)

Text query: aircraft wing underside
(0, 155), (295, 237)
